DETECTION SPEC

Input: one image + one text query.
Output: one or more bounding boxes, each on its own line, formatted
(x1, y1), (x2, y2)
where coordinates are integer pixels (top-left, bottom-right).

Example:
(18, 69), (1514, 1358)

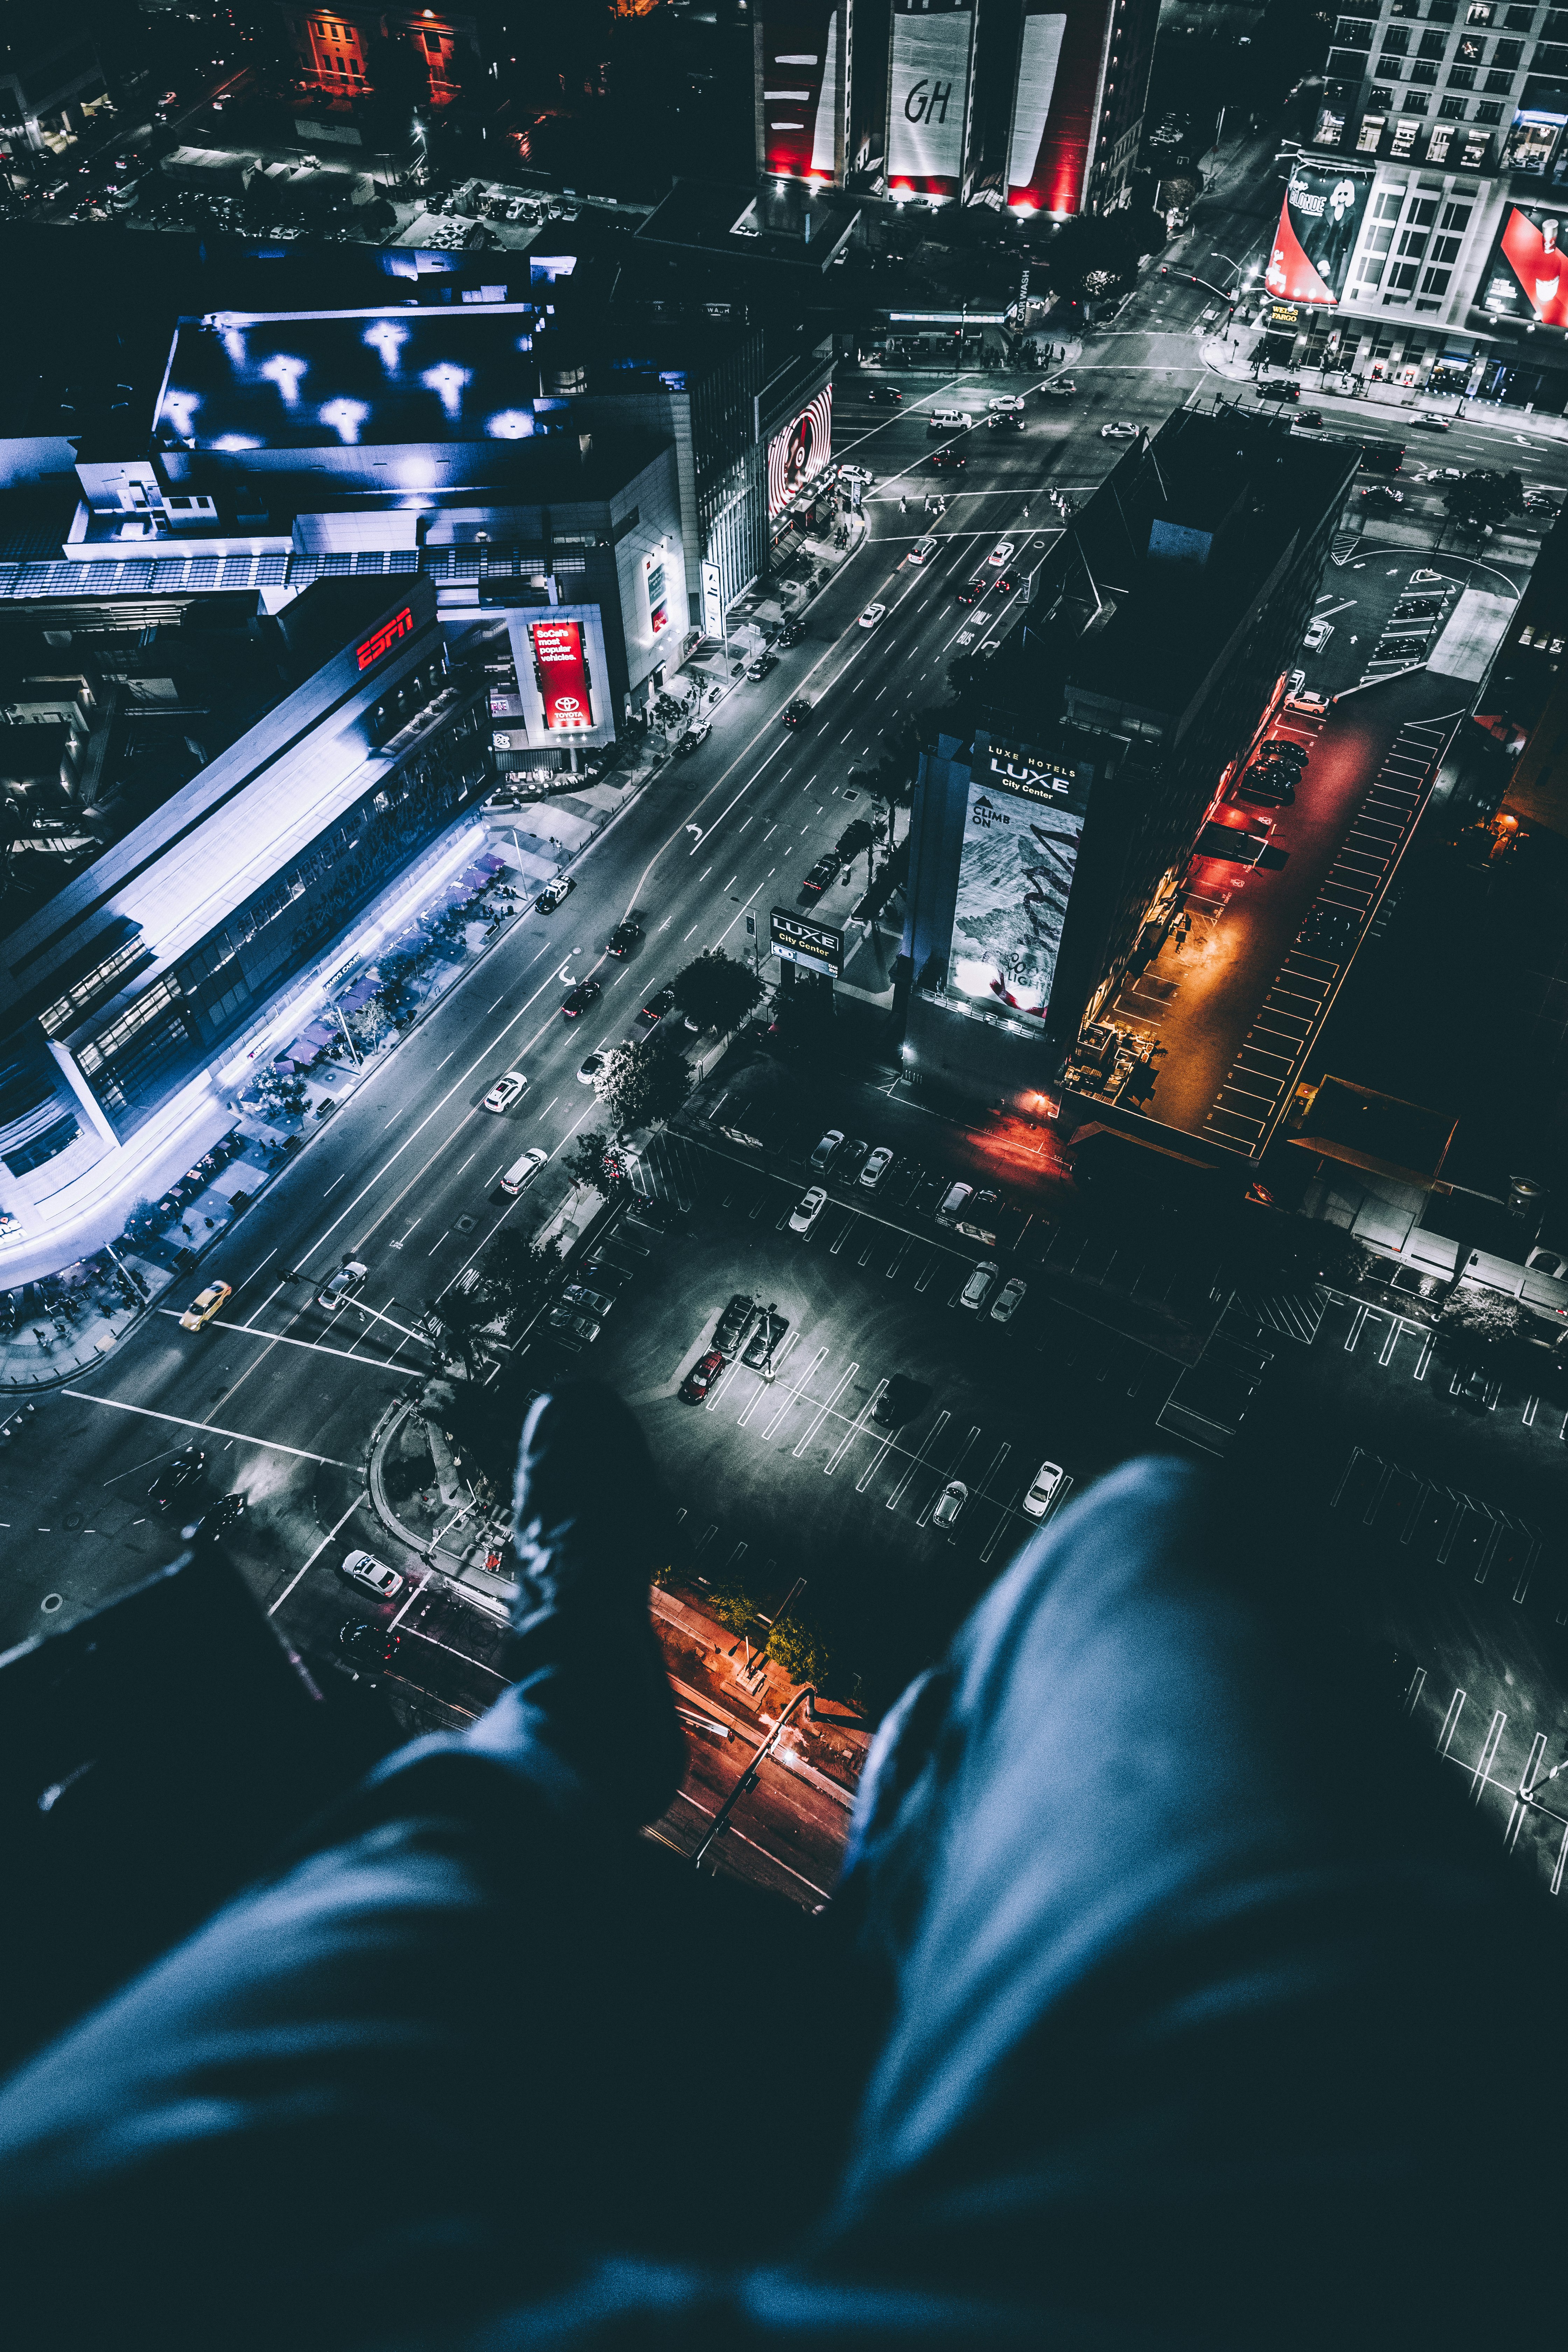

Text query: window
(1466, 1), (1493, 19)
(1427, 0), (1457, 17)
(1420, 265), (1453, 292)
(1409, 194), (1441, 221)
(1368, 223), (1399, 252)
(1432, 230), (1465, 260)
(1494, 33), (1525, 55)
(1412, 58), (1439, 77)
(2, 1114), (78, 1180)
(1537, 42), (1568, 65)
(1449, 62), (1476, 80)
(1503, 0), (1534, 18)
(1418, 26), (1450, 51)
(1484, 65), (1515, 85)
(37, 938), (148, 1037)
(1456, 31), (1486, 54)
(1405, 87), (1432, 106)
(1371, 83), (1398, 105)
(1335, 12), (1374, 37)
(1439, 90), (1469, 109)
(1475, 97), (1505, 114)
(1373, 186), (1407, 217)
(1545, 7), (1568, 32)
(1398, 225), (1432, 253)
(1440, 197), (1473, 225)
(1388, 259), (1422, 288)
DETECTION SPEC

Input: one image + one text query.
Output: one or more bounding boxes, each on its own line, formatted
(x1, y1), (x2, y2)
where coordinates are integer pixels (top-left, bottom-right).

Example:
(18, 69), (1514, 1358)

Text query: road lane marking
(267, 1491), (372, 1617)
(63, 1390), (360, 1468)
(154, 1308), (422, 1372)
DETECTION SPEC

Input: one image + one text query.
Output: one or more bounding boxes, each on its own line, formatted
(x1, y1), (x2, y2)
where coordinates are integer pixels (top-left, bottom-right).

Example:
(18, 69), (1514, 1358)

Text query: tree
(595, 1034), (691, 1134)
(671, 948), (763, 1038)
(707, 1574), (759, 1635)
(565, 1129), (621, 1192)
(252, 1065), (308, 1121)
(480, 1230), (554, 1336)
(1441, 1284), (1529, 1366)
(1444, 470), (1526, 532)
(427, 1277), (493, 1377)
(767, 1605), (832, 1687)
(1044, 208), (1162, 304)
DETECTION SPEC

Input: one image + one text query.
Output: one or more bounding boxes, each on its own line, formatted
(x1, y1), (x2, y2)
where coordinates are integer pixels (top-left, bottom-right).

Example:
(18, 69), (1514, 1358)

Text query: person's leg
(768, 1453), (1566, 2345)
(0, 1385), (694, 2350)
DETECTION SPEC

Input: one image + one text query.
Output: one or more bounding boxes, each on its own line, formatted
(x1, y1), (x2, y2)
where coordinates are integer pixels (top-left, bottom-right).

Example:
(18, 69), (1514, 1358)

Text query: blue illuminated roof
(155, 305), (548, 452)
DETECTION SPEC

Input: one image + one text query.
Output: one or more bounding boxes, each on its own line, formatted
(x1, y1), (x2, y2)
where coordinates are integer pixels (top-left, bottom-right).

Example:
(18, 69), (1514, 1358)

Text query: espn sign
(355, 605), (416, 671)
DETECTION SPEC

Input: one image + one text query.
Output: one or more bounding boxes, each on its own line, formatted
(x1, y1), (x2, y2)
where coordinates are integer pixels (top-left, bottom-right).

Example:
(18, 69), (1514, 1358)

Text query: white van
(928, 408), (973, 434)
(500, 1146), (548, 1196)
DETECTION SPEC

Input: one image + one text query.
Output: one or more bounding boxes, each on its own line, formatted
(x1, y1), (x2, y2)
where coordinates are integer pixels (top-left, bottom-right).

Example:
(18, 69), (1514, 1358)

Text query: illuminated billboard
(1265, 162), (1371, 306)
(643, 552), (670, 638)
(1481, 201), (1568, 328)
(758, 0), (847, 182)
(887, 0), (976, 201)
(771, 906), (843, 978)
(948, 743), (1093, 1019)
(767, 385), (834, 517)
(504, 603), (616, 751)
(356, 605), (416, 671)
(1006, 0), (1108, 217)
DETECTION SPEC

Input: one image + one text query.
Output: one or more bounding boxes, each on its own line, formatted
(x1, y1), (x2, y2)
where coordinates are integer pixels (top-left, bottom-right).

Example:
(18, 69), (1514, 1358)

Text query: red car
(680, 1348), (724, 1402)
(561, 978), (602, 1018)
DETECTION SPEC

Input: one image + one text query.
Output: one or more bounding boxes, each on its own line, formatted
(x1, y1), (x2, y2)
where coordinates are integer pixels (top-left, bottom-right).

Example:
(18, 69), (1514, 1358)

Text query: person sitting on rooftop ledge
(0, 1381), (1560, 2349)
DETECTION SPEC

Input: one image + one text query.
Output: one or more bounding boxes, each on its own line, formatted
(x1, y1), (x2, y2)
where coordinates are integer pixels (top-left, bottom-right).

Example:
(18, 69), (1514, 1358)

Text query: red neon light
(356, 606), (415, 671)
(530, 617), (595, 732)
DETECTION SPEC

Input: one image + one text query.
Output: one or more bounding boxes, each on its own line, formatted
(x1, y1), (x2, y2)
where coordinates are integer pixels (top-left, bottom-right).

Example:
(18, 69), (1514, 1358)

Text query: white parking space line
(886, 1411), (950, 1511)
(826, 1380), (883, 1475)
(762, 1345), (825, 1440)
(794, 1361), (859, 1459)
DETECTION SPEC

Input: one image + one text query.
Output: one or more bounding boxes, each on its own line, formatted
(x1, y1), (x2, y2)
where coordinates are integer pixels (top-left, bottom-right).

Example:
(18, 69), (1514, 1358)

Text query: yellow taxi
(178, 1280), (232, 1332)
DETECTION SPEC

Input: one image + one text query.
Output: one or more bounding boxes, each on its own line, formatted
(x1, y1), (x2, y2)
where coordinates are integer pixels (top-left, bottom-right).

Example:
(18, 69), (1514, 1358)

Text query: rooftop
(637, 178), (860, 275)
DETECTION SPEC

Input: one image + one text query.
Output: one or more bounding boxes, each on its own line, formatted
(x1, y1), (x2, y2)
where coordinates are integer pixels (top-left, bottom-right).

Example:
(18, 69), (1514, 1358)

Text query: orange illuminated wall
(282, 8), (469, 106)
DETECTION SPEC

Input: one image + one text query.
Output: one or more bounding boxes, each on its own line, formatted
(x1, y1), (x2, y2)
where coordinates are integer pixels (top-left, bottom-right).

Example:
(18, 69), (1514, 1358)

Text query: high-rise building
(1001, 0), (1160, 216)
(756, 0), (855, 183)
(274, 5), (481, 110)
(897, 409), (1354, 1111)
(1280, 0), (1568, 411)
(884, 0), (981, 202)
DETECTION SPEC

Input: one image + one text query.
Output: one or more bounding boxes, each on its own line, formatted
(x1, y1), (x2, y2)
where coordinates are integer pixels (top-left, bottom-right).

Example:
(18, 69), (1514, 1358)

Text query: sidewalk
(1197, 329), (1568, 447)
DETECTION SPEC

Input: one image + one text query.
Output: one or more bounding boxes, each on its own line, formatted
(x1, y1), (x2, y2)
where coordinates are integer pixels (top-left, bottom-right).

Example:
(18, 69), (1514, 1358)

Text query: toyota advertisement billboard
(1006, 0), (1108, 216)
(758, 0), (847, 182)
(887, 0), (976, 201)
(948, 743), (1094, 1020)
(1265, 162), (1372, 306)
(768, 385), (834, 517)
(1481, 200), (1568, 329)
(504, 603), (616, 751)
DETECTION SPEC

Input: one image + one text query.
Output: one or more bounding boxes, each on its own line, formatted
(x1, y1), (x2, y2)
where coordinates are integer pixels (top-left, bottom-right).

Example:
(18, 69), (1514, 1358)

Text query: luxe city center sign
(771, 906), (843, 979)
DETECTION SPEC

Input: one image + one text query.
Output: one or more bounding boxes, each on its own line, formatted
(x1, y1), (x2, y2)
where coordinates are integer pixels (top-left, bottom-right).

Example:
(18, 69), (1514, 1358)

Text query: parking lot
(537, 1132), (1182, 1700)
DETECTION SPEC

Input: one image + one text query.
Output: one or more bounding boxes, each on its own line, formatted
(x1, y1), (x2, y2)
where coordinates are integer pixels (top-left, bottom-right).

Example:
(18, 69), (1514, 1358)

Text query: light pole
(692, 1683), (812, 1869)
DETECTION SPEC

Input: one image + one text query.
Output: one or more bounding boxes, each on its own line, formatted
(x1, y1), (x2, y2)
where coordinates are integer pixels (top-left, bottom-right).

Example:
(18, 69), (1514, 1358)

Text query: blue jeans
(0, 1458), (1553, 2347)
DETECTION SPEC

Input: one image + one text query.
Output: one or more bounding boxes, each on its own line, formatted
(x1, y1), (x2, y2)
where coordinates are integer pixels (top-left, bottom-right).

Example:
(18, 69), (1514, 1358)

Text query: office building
(1278, 0), (1568, 409)
(898, 408), (1355, 1110)
(275, 5), (482, 109)
(0, 18), (108, 155)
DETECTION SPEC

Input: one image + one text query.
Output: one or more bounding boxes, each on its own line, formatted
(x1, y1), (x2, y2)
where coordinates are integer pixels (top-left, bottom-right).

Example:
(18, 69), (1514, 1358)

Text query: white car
(859, 1146), (895, 1192)
(577, 1052), (605, 1086)
(547, 1305), (601, 1342)
(340, 1549), (405, 1599)
(859, 602), (887, 630)
(1100, 421), (1137, 440)
(1022, 1459), (1065, 1519)
(933, 1479), (968, 1530)
(909, 535), (938, 564)
(809, 1128), (845, 1172)
(1303, 617), (1334, 652)
(838, 462), (875, 487)
(990, 1275), (1027, 1324)
(317, 1260), (369, 1312)
(482, 1070), (528, 1113)
(960, 1260), (999, 1311)
(987, 394), (1025, 415)
(789, 1185), (828, 1235)
(987, 541), (1015, 567)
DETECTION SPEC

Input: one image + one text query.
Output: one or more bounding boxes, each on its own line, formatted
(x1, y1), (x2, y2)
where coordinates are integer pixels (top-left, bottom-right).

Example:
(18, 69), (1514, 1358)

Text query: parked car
(858, 602), (887, 630)
(810, 1128), (845, 1172)
(835, 1139), (869, 1185)
(789, 1186), (828, 1235)
(1255, 379), (1299, 404)
(547, 1306), (601, 1343)
(1287, 686), (1331, 715)
(990, 1275), (1027, 1324)
(957, 1190), (1002, 1246)
(936, 1181), (973, 1225)
(562, 1283), (615, 1318)
(960, 1260), (1000, 1310)
(1022, 1458), (1065, 1519)
(674, 721), (711, 757)
(873, 1372), (925, 1427)
(483, 1070), (528, 1113)
(802, 854), (839, 895)
(534, 875), (573, 912)
(859, 1145), (895, 1192)
(317, 1260), (369, 1312)
(680, 1347), (725, 1402)
(179, 1280), (231, 1332)
(340, 1549), (404, 1599)
(1100, 421), (1137, 440)
(1263, 736), (1309, 765)
(1303, 617), (1334, 652)
(743, 1306), (790, 1366)
(606, 919), (642, 958)
(778, 618), (807, 647)
(1236, 769), (1295, 806)
(933, 1478), (968, 1529)
(714, 1293), (757, 1357)
(744, 652), (778, 682)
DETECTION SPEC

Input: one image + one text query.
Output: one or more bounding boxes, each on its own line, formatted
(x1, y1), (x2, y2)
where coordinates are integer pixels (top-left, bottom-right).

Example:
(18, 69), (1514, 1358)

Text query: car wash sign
(1265, 163), (1371, 306)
